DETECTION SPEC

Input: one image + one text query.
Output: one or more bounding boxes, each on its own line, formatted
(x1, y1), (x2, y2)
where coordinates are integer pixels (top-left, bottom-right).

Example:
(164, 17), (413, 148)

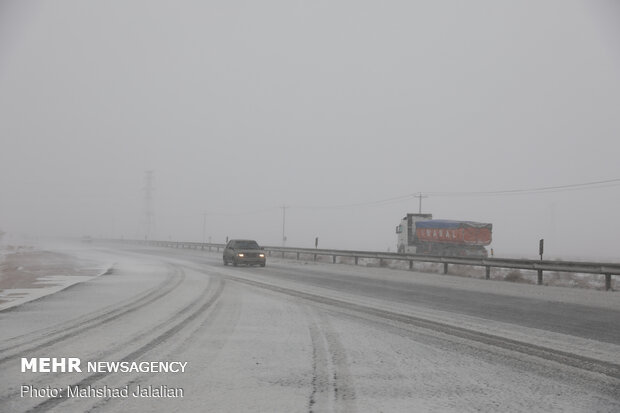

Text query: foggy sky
(1, 1), (619, 259)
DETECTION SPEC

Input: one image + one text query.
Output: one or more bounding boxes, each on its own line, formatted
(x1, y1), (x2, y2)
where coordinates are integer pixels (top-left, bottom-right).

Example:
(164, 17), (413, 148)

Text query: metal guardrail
(118, 239), (620, 291)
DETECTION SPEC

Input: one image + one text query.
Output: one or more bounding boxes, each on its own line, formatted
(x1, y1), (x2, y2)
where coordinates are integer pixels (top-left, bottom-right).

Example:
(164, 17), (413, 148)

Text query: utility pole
(202, 213), (207, 244)
(414, 193), (428, 214)
(281, 205), (287, 247)
(143, 171), (155, 241)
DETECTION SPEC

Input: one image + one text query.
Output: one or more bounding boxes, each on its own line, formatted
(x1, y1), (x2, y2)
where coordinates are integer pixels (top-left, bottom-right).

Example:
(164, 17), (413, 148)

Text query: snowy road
(1, 244), (619, 412)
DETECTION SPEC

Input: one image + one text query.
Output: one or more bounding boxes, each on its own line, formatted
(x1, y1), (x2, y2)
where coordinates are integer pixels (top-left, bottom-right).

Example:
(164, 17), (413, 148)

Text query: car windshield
(236, 241), (259, 249)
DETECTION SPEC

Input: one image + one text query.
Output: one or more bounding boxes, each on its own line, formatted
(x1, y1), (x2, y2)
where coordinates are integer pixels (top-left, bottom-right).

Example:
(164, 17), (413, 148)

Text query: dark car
(223, 239), (266, 267)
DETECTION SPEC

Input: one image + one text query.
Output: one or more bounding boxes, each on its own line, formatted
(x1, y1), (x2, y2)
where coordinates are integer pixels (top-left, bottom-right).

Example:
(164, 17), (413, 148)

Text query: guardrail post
(537, 270), (543, 285)
(485, 266), (490, 280)
(443, 263), (448, 274)
(282, 251), (285, 259)
(296, 252), (300, 260)
(605, 274), (612, 291)
(333, 255), (336, 264)
(355, 256), (359, 265)
(314, 253), (317, 262)
(409, 260), (413, 270)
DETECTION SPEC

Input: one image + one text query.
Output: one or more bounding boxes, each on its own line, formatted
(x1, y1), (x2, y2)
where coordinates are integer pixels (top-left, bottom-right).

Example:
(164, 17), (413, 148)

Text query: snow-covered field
(0, 243), (618, 412)
(0, 245), (114, 311)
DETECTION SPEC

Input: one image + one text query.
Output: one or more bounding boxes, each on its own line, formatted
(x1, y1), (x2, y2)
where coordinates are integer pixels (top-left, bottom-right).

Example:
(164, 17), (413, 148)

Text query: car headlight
(237, 253), (244, 257)
(259, 253), (265, 258)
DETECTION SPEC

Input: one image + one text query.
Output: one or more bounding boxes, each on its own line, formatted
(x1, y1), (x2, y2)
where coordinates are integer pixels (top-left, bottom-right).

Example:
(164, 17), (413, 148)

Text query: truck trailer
(396, 213), (492, 257)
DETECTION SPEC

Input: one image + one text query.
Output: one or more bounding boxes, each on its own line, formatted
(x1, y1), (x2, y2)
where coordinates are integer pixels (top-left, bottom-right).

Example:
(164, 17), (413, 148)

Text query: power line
(201, 207), (277, 216)
(291, 178), (620, 210)
(426, 178), (620, 197)
(201, 194), (415, 216)
(291, 193), (415, 210)
(200, 178), (620, 216)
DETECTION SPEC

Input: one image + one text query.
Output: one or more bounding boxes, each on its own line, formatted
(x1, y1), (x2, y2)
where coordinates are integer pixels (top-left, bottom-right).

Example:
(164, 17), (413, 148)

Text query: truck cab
(396, 213), (432, 254)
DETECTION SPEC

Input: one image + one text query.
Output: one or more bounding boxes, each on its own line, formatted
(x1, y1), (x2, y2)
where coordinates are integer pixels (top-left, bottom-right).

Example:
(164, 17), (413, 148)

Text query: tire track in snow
(20, 277), (225, 412)
(306, 307), (356, 413)
(226, 274), (620, 381)
(86, 282), (243, 413)
(0, 267), (225, 413)
(0, 263), (185, 364)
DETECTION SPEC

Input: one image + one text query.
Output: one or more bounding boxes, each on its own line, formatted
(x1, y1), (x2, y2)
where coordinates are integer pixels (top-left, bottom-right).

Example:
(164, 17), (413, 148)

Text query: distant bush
(504, 271), (526, 283)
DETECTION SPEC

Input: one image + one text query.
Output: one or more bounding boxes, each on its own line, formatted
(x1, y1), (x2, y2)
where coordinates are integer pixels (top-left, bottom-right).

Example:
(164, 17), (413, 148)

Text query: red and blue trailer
(396, 214), (492, 257)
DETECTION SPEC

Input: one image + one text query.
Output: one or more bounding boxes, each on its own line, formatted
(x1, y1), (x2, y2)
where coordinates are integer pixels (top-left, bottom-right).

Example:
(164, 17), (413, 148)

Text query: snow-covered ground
(0, 244), (114, 311)
(0, 244), (618, 412)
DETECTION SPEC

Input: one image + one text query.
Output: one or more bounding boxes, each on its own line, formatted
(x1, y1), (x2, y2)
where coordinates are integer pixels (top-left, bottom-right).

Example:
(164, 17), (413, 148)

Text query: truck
(396, 213), (492, 257)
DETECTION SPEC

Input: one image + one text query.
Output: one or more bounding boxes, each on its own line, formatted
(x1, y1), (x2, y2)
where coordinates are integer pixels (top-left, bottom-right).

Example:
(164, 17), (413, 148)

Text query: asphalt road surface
(1, 243), (619, 412)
